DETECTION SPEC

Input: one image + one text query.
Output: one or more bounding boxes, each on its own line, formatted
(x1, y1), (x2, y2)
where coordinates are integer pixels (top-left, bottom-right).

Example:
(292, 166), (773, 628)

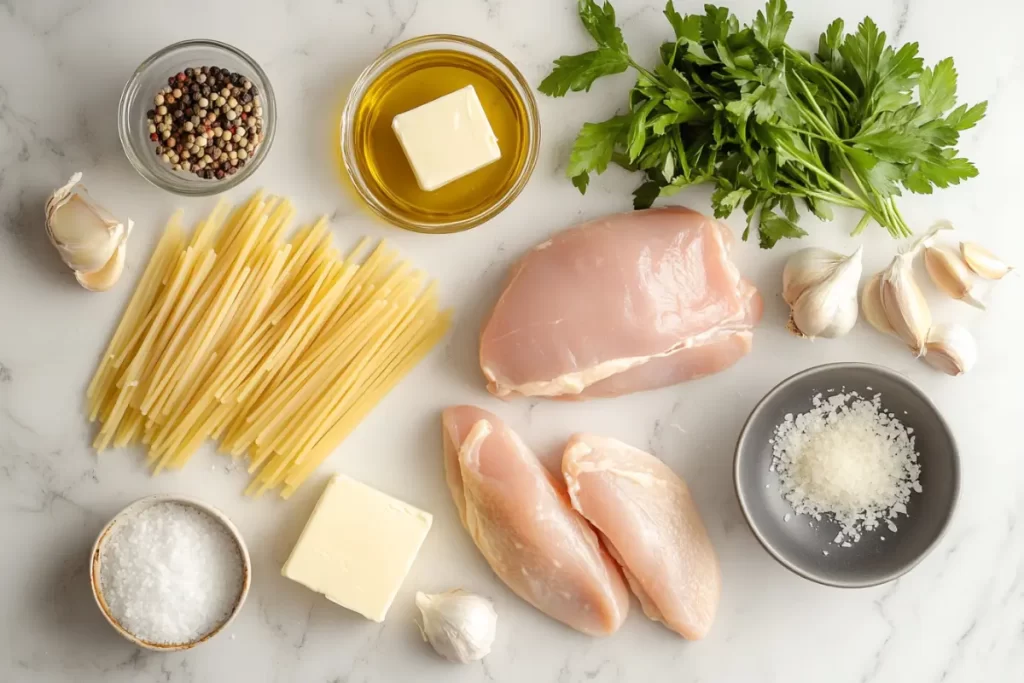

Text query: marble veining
(1, 0), (1022, 682)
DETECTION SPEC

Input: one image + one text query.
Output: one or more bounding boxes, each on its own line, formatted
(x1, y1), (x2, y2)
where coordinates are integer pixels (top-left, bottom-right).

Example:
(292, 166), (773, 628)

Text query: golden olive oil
(351, 50), (531, 226)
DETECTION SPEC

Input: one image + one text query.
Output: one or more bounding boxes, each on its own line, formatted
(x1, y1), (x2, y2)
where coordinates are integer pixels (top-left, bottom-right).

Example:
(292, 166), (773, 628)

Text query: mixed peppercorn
(146, 66), (264, 180)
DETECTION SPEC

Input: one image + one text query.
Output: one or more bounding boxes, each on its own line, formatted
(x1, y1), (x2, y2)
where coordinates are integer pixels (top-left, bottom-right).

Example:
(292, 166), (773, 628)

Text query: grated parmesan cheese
(772, 391), (922, 544)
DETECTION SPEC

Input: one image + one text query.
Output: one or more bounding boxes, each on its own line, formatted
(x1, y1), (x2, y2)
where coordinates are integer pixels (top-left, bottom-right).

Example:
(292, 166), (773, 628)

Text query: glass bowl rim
(118, 38), (277, 197)
(340, 34), (540, 234)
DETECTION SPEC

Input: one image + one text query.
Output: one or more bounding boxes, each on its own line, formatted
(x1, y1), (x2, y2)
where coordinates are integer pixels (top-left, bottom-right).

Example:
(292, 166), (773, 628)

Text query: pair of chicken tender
(442, 406), (720, 640)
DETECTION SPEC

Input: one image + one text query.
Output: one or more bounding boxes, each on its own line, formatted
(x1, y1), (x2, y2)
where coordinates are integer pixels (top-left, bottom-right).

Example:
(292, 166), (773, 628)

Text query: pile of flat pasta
(87, 192), (450, 498)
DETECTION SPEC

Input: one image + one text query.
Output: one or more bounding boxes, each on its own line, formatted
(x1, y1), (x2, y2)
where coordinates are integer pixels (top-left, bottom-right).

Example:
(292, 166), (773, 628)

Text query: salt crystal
(771, 390), (920, 547)
(784, 513), (792, 522)
(822, 550), (829, 556)
(99, 502), (243, 645)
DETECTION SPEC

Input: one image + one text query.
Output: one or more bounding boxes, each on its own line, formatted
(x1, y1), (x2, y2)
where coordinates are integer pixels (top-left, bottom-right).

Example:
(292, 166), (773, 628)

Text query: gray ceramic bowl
(734, 362), (959, 588)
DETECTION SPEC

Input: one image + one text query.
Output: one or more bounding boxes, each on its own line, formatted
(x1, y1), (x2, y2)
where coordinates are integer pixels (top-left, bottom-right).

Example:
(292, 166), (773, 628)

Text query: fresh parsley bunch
(539, 0), (987, 248)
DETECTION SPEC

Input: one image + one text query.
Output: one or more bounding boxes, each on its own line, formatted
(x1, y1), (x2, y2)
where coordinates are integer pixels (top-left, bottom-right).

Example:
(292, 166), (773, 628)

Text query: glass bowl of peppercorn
(118, 39), (276, 196)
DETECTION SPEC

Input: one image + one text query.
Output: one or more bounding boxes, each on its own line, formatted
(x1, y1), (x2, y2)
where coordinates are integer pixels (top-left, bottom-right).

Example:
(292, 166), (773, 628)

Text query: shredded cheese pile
(771, 391), (921, 543)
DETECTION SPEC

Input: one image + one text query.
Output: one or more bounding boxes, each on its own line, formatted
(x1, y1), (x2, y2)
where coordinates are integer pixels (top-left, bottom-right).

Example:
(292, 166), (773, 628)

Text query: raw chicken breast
(563, 434), (721, 640)
(480, 207), (761, 399)
(442, 406), (629, 636)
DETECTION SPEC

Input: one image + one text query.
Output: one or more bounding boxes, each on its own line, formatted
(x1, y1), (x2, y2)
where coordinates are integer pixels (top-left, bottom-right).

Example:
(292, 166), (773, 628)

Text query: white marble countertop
(1, 0), (1021, 681)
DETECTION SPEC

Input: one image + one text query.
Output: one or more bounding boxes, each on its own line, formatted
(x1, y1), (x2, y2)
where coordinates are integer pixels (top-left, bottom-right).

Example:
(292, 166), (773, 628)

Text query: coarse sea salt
(99, 502), (243, 645)
(771, 391), (921, 544)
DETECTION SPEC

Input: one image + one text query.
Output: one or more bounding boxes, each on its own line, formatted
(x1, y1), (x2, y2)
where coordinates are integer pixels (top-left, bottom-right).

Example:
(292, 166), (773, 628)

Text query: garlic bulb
(45, 173), (132, 291)
(783, 246), (862, 339)
(924, 245), (985, 309)
(923, 323), (977, 376)
(960, 241), (1013, 280)
(416, 590), (497, 664)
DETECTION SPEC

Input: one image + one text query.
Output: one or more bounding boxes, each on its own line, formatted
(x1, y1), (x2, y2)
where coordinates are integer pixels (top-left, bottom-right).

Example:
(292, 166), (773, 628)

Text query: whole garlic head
(783, 246), (862, 339)
(416, 590), (497, 664)
(45, 173), (132, 291)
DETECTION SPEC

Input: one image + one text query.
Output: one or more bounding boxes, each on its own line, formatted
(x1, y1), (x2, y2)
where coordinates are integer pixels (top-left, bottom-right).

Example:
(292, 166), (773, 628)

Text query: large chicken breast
(442, 406), (629, 636)
(563, 433), (721, 640)
(480, 207), (761, 399)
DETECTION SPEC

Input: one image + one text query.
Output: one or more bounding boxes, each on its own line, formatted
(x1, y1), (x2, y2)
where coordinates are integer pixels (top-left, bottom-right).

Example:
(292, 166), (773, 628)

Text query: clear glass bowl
(118, 39), (276, 196)
(340, 35), (540, 234)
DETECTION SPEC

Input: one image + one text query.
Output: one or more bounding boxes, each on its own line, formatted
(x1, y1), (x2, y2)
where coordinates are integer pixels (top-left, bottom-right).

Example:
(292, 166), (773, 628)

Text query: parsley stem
(777, 176), (860, 209)
(783, 47), (857, 101)
(790, 72), (842, 142)
(773, 124), (834, 145)
(627, 58), (669, 91)
(853, 212), (873, 235)
(775, 141), (863, 204)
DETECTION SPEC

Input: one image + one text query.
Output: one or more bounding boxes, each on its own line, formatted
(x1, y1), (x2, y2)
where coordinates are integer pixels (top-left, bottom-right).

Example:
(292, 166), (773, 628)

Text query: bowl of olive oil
(341, 35), (539, 233)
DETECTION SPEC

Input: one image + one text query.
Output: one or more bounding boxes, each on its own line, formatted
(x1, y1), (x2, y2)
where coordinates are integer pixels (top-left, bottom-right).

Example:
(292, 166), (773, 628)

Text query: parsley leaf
(917, 57), (958, 119)
(946, 101), (987, 131)
(759, 211), (808, 249)
(565, 115), (632, 194)
(538, 49), (630, 96)
(633, 180), (663, 209)
(578, 0), (627, 52)
(753, 0), (793, 50)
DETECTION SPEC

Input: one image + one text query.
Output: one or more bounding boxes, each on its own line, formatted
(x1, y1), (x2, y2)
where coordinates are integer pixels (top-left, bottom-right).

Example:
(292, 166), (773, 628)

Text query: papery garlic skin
(45, 172), (131, 291)
(784, 247), (862, 339)
(923, 323), (977, 376)
(880, 252), (931, 355)
(924, 245), (985, 309)
(416, 590), (497, 664)
(782, 248), (847, 305)
(960, 241), (1013, 280)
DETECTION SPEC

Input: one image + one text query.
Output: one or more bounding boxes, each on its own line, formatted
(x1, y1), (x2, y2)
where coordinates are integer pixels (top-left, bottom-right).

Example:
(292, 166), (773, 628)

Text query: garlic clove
(922, 323), (977, 376)
(416, 590), (497, 664)
(861, 272), (893, 335)
(45, 172), (131, 290)
(782, 247), (848, 306)
(880, 252), (931, 356)
(960, 241), (1013, 280)
(785, 246), (862, 339)
(924, 245), (986, 309)
(76, 237), (127, 292)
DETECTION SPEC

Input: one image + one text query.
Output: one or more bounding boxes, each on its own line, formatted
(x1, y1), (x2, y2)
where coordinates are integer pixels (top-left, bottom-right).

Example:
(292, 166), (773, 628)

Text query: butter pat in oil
(391, 85), (501, 191)
(281, 474), (432, 622)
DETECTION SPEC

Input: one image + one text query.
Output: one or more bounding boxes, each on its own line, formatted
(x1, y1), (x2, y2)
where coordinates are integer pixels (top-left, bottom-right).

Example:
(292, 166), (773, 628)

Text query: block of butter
(391, 85), (501, 192)
(282, 474), (432, 622)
